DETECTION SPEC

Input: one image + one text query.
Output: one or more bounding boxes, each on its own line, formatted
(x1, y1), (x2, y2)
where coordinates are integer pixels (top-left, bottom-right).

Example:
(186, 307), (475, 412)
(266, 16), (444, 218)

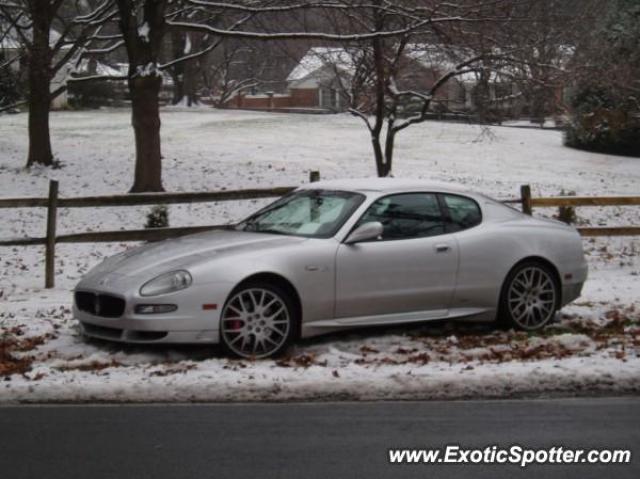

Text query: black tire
(498, 260), (560, 331)
(219, 281), (297, 359)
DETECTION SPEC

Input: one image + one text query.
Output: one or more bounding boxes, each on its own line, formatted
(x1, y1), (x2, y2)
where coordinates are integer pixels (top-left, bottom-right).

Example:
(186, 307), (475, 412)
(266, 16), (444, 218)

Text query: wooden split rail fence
(0, 173), (638, 288)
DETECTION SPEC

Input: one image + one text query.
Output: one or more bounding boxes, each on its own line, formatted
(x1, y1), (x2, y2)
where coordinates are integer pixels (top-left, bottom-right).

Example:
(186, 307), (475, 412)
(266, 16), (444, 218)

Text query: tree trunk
(183, 58), (199, 106)
(116, 0), (167, 192)
(371, 132), (386, 177)
(27, 72), (53, 168)
(26, 8), (53, 168)
(129, 75), (164, 192)
(369, 6), (389, 178)
(383, 124), (396, 177)
(171, 71), (185, 105)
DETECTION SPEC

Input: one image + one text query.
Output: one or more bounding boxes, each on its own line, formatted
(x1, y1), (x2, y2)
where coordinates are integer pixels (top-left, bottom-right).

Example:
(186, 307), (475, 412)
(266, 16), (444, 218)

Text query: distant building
(222, 45), (529, 119)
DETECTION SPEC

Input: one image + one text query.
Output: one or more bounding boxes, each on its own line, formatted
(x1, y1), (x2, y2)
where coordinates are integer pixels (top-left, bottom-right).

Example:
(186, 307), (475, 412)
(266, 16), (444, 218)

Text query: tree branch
(167, 16), (447, 41)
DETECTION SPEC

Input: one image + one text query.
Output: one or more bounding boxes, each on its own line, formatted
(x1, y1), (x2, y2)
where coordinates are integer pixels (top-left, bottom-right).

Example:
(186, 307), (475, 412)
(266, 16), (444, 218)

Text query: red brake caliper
(228, 319), (243, 330)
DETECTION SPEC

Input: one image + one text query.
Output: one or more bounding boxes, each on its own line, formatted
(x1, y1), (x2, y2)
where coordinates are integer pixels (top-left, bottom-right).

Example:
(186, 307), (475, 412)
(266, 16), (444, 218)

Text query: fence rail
(0, 176), (638, 288)
(531, 196), (640, 208)
(518, 184), (640, 237)
(0, 225), (229, 247)
(0, 187), (296, 209)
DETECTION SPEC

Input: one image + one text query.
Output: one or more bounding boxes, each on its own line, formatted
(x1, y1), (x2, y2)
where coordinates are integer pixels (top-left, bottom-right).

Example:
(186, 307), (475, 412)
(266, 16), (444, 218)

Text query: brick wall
(223, 88), (319, 110)
(290, 88), (318, 108)
(227, 94), (293, 109)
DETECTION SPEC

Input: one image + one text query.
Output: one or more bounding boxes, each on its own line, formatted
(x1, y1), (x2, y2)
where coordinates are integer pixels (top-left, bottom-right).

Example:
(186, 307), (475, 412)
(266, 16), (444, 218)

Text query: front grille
(75, 291), (126, 318)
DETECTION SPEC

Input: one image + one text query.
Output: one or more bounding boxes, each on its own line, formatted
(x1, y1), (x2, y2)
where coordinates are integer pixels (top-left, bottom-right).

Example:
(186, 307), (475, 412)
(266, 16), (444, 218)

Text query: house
(223, 45), (527, 119)
(223, 46), (480, 114)
(285, 47), (355, 111)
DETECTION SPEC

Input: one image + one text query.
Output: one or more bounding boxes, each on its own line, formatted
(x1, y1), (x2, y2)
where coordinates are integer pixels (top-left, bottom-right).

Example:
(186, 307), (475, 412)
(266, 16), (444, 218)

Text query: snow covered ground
(1, 108), (639, 402)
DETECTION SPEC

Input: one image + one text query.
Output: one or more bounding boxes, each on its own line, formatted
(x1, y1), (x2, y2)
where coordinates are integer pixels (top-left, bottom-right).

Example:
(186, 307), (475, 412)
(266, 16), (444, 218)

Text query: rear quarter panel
(452, 218), (587, 316)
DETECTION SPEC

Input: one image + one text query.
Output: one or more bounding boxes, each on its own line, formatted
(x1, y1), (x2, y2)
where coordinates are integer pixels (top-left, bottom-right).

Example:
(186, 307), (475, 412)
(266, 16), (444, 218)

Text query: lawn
(0, 107), (639, 401)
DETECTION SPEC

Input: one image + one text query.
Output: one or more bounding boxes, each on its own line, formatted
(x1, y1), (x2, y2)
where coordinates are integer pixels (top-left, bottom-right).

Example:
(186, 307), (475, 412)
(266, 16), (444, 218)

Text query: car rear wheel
(220, 282), (295, 359)
(500, 261), (559, 331)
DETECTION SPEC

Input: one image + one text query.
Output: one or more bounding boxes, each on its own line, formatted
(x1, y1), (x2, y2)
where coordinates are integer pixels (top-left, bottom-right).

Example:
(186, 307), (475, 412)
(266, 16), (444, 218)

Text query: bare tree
(294, 1), (523, 176)
(172, 0), (467, 176)
(109, 0), (169, 191)
(294, 1), (590, 175)
(177, 0), (571, 176)
(204, 39), (285, 107)
(11, 0), (592, 190)
(65, 0), (433, 190)
(500, 0), (597, 125)
(0, 0), (116, 167)
(69, 0), (254, 191)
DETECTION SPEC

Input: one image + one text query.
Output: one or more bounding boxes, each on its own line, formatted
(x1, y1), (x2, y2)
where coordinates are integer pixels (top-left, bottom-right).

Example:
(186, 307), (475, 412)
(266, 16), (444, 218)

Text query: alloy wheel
(220, 287), (291, 358)
(507, 265), (557, 330)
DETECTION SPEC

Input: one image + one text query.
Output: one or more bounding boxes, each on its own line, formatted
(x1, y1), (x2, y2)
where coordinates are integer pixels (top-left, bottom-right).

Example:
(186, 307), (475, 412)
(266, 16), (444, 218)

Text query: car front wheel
(500, 261), (559, 331)
(219, 282), (295, 359)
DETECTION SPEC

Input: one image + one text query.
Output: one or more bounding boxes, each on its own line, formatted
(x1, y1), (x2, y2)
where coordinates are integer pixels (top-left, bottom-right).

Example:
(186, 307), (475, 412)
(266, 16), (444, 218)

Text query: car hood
(86, 229), (307, 278)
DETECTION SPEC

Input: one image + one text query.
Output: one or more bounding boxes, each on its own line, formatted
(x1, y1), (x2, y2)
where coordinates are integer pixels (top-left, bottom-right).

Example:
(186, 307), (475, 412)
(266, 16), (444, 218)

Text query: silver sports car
(74, 178), (588, 358)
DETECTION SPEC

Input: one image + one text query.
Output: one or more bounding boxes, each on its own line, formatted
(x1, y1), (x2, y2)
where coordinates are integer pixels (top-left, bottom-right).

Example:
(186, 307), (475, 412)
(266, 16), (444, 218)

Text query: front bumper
(560, 259), (588, 306)
(561, 281), (584, 306)
(76, 310), (220, 344)
(73, 273), (235, 345)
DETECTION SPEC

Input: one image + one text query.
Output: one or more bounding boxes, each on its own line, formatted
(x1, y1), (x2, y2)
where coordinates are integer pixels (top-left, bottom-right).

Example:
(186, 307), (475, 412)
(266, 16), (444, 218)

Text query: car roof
(297, 177), (470, 195)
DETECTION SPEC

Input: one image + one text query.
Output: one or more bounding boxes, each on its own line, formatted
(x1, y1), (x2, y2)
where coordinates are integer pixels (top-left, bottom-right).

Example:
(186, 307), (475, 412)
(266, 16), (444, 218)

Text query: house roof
(288, 45), (481, 85)
(286, 47), (357, 82)
(286, 43), (529, 89)
(405, 44), (480, 83)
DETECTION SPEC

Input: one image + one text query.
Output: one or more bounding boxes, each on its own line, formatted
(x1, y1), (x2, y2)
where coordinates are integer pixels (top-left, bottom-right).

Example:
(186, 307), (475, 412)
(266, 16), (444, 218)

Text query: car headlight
(139, 270), (192, 297)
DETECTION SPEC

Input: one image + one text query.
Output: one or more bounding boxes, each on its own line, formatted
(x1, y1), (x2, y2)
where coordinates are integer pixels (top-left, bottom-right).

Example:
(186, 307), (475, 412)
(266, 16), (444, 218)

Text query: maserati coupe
(74, 178), (588, 358)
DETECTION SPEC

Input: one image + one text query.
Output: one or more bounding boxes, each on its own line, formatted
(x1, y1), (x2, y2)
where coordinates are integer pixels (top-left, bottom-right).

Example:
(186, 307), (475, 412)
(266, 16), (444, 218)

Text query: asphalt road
(0, 397), (638, 479)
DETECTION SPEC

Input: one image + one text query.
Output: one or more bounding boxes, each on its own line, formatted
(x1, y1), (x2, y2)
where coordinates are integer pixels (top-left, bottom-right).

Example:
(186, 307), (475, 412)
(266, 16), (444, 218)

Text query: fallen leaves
(329, 306), (640, 368)
(0, 326), (57, 377)
(149, 363), (196, 377)
(275, 352), (326, 368)
(56, 359), (122, 372)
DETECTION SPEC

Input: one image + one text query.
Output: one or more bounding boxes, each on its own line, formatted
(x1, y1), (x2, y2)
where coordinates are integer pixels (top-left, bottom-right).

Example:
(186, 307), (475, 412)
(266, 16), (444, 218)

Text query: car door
(335, 192), (459, 319)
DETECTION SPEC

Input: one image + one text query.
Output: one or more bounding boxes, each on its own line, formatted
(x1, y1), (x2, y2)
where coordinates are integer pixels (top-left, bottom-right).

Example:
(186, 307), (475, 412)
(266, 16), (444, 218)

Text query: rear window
(443, 194), (482, 232)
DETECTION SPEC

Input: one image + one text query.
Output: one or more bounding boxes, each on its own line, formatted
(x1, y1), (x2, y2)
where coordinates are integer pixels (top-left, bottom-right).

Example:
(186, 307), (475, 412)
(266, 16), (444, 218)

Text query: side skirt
(301, 307), (492, 337)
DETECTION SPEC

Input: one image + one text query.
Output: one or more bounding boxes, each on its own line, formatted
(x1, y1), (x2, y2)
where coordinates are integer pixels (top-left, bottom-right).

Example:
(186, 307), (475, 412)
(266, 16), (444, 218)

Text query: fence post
(45, 180), (59, 288)
(309, 170), (320, 183)
(520, 184), (532, 215)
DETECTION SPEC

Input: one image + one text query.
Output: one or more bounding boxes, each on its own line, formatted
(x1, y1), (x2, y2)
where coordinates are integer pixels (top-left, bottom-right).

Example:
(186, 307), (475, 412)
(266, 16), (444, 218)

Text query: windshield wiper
(253, 228), (289, 235)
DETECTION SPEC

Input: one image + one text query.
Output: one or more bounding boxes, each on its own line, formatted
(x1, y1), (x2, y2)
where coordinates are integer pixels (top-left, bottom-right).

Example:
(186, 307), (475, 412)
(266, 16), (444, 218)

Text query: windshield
(238, 190), (365, 238)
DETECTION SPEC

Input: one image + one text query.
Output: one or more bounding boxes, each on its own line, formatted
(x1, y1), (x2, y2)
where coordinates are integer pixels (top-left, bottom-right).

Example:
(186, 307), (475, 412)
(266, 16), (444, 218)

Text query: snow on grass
(0, 108), (639, 402)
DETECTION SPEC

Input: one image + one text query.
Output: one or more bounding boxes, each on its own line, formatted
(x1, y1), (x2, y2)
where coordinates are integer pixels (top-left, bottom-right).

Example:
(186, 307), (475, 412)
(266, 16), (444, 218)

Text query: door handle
(435, 244), (450, 253)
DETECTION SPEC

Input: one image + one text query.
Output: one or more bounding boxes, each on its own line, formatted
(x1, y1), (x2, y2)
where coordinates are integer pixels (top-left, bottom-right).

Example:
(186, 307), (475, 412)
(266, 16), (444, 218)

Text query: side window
(443, 194), (482, 232)
(356, 193), (446, 240)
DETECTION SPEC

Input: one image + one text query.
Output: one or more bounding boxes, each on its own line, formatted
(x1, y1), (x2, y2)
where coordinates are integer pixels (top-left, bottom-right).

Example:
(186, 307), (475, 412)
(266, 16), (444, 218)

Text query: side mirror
(345, 221), (383, 244)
